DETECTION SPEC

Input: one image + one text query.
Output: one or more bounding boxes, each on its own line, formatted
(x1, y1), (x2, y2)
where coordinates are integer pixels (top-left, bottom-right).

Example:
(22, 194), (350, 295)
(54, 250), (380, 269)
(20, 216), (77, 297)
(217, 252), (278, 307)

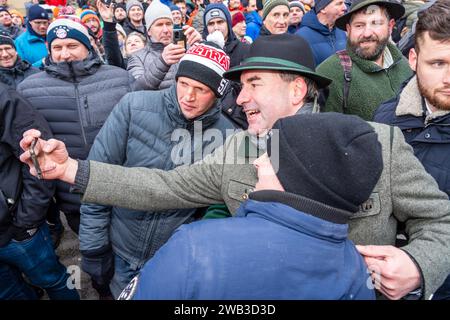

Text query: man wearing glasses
(14, 4), (50, 66)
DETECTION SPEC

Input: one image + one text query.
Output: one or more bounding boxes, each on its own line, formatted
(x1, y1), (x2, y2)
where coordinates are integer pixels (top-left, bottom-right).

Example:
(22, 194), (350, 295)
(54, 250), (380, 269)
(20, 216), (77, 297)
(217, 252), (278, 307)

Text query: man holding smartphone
(128, 0), (202, 91)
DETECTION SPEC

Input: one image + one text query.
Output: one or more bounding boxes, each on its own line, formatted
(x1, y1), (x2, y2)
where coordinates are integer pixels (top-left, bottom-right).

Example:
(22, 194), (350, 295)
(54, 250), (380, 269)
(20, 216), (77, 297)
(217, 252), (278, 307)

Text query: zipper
(74, 83), (88, 146)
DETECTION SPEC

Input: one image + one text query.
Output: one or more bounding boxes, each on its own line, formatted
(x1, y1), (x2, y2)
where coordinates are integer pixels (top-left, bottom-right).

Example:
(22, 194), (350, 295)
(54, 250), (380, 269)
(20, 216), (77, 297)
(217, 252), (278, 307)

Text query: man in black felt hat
(20, 33), (450, 300)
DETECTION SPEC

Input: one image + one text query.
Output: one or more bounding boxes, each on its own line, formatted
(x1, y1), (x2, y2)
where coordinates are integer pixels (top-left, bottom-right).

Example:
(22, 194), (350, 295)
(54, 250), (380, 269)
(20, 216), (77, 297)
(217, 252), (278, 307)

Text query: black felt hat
(223, 33), (332, 88)
(335, 0), (405, 30)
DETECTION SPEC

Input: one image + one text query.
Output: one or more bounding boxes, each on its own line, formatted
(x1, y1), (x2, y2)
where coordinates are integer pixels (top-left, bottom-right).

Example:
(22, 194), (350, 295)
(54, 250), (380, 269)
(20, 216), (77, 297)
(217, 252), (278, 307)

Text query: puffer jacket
(245, 10), (263, 41)
(0, 58), (40, 89)
(127, 40), (178, 91)
(79, 84), (234, 269)
(17, 53), (132, 219)
(374, 76), (450, 197)
(0, 84), (54, 247)
(296, 10), (347, 66)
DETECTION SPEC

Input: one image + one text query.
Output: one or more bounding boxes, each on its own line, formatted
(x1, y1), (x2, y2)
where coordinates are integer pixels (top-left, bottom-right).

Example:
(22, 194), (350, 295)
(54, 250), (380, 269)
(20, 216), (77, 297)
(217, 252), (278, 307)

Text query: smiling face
(128, 6), (144, 23)
(0, 44), (17, 68)
(50, 38), (89, 63)
(410, 32), (450, 112)
(346, 6), (394, 61)
(237, 70), (298, 136)
(0, 10), (12, 27)
(176, 76), (216, 120)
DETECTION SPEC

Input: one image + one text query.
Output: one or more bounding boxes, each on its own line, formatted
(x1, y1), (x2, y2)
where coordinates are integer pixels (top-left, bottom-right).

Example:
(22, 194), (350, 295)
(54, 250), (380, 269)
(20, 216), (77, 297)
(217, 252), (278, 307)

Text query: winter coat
(102, 21), (127, 69)
(245, 10), (262, 41)
(317, 42), (413, 120)
(79, 85), (234, 269)
(122, 20), (146, 36)
(132, 191), (375, 300)
(127, 40), (177, 91)
(0, 84), (54, 247)
(82, 120), (450, 299)
(17, 53), (132, 217)
(14, 28), (48, 65)
(295, 11), (347, 66)
(374, 76), (450, 197)
(0, 59), (39, 89)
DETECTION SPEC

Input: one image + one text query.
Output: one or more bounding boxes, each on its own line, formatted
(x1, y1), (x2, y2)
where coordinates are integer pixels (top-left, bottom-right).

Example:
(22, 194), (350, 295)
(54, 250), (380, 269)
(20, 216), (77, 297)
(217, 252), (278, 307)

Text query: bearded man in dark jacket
(17, 18), (132, 234)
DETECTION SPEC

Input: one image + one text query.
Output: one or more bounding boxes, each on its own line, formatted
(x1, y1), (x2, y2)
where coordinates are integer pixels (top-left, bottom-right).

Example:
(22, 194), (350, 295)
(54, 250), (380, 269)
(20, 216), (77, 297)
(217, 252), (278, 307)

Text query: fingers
(20, 129), (42, 151)
(43, 139), (64, 153)
(183, 26), (201, 46)
(356, 245), (395, 258)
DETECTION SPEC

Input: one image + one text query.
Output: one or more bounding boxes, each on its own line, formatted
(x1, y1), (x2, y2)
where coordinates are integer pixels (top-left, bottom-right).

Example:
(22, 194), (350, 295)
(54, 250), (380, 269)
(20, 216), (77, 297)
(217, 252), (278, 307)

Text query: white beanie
(145, 0), (173, 30)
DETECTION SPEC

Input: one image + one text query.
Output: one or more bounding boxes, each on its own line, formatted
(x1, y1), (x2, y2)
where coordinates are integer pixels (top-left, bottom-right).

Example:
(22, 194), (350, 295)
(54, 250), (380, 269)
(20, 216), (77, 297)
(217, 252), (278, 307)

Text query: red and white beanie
(175, 41), (230, 97)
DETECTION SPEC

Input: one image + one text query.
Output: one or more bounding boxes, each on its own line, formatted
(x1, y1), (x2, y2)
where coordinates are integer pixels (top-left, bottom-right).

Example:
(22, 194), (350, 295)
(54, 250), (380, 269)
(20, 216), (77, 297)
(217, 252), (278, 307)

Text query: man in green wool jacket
(317, 0), (413, 121)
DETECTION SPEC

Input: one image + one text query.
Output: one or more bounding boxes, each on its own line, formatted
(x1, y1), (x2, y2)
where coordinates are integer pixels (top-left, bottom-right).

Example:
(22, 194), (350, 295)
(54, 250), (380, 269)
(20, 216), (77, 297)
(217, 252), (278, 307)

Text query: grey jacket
(82, 122), (450, 299)
(127, 40), (178, 91)
(79, 85), (234, 269)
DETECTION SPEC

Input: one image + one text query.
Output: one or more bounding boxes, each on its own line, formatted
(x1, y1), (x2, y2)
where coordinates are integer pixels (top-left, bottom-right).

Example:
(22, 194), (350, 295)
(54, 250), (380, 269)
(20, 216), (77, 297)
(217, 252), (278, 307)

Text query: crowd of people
(1, 0), (449, 301)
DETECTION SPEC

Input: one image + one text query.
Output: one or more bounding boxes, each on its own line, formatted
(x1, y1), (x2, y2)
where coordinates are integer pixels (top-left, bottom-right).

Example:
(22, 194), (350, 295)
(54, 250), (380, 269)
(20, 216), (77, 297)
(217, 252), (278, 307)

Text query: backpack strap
(336, 49), (352, 112)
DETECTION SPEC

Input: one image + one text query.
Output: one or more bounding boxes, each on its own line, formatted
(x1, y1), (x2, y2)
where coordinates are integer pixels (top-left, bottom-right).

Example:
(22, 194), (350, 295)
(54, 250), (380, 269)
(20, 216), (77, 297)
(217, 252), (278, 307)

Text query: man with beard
(374, 0), (450, 300)
(317, 0), (413, 120)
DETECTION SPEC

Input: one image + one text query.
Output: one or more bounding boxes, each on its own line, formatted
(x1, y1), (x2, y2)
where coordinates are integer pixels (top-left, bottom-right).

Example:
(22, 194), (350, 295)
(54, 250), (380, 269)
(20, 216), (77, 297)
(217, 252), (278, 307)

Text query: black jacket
(0, 84), (54, 246)
(0, 59), (40, 90)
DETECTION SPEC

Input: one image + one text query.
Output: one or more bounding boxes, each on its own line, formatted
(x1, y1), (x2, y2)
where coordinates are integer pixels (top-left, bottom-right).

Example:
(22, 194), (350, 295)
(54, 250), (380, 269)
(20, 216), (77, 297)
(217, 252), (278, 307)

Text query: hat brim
(335, 1), (405, 30)
(223, 59), (332, 89)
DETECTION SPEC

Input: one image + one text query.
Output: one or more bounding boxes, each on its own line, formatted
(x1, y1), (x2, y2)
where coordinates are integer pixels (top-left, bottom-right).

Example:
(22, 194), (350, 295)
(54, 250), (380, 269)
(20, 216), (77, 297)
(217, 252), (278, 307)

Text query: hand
(161, 43), (185, 65)
(183, 25), (202, 46)
(356, 245), (421, 300)
(96, 0), (114, 22)
(19, 129), (78, 184)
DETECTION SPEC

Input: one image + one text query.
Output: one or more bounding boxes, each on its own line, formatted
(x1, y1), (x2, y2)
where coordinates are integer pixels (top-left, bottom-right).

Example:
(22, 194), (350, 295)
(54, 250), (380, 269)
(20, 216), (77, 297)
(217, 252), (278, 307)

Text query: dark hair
(278, 71), (318, 103)
(415, 0), (450, 53)
(173, 0), (186, 4)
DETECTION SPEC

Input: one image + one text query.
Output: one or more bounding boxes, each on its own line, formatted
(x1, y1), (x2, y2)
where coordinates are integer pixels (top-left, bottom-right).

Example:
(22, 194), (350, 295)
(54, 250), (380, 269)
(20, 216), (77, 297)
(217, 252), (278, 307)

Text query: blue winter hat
(47, 18), (92, 52)
(28, 4), (49, 21)
(170, 5), (182, 13)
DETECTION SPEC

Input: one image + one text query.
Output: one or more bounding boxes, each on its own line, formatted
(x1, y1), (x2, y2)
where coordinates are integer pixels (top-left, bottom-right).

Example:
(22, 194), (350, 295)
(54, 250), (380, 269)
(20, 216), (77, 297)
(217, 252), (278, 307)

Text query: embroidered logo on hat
(210, 10), (221, 17)
(55, 27), (68, 39)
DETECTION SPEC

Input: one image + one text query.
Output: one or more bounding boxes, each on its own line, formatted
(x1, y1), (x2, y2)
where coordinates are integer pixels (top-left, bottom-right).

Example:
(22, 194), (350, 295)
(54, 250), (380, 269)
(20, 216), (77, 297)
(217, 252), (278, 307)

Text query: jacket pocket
(227, 179), (255, 202)
(350, 192), (381, 219)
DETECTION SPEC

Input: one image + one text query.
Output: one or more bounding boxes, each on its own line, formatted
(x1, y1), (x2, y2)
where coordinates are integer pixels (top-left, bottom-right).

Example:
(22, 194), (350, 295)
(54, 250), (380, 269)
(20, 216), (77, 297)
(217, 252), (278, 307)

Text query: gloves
(81, 249), (115, 291)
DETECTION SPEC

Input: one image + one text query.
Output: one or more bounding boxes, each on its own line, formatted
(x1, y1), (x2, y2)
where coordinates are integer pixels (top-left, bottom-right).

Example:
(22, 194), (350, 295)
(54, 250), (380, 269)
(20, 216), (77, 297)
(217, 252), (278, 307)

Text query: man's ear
(388, 18), (396, 34)
(408, 48), (417, 72)
(290, 76), (307, 106)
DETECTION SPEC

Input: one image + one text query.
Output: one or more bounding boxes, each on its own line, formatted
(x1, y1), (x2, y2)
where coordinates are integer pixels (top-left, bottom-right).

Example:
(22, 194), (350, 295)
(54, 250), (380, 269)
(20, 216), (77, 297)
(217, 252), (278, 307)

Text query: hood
(44, 51), (103, 82)
(164, 84), (221, 130)
(202, 3), (238, 44)
(300, 10), (333, 35)
(246, 10), (262, 26)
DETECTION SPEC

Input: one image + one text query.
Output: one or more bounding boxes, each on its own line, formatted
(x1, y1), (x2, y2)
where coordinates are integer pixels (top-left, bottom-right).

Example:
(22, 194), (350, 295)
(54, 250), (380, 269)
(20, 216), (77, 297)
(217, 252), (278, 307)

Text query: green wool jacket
(82, 123), (450, 299)
(317, 42), (413, 120)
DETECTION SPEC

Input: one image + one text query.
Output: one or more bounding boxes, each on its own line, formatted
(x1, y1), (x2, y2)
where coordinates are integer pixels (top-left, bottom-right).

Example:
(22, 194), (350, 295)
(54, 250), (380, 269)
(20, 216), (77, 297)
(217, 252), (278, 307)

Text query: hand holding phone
(29, 138), (43, 179)
(173, 28), (186, 49)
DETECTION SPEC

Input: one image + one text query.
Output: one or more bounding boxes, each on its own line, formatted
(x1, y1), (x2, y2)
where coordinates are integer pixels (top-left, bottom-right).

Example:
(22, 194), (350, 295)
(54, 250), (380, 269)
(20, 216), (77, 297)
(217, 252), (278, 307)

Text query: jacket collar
(44, 52), (102, 82)
(0, 58), (32, 75)
(396, 76), (450, 123)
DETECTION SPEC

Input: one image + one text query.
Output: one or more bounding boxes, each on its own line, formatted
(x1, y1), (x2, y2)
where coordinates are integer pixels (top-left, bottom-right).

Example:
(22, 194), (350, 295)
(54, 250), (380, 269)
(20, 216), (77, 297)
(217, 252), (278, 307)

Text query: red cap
(231, 11), (245, 28)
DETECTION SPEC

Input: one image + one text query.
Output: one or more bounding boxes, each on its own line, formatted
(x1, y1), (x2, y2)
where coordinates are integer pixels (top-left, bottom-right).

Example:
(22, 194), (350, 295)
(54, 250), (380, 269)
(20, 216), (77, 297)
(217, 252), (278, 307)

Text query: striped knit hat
(175, 41), (230, 97)
(80, 9), (100, 25)
(47, 18), (92, 52)
(262, 0), (289, 20)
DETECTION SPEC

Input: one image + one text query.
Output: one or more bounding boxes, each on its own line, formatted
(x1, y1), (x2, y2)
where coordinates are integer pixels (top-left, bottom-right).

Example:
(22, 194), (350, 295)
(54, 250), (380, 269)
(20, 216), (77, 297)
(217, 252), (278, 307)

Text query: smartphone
(173, 28), (186, 48)
(29, 138), (43, 179)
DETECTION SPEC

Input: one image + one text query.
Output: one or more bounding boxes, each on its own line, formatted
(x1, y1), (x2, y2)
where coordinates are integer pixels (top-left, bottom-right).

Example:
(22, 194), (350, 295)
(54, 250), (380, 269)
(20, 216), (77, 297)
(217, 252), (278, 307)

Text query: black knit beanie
(0, 30), (15, 48)
(267, 113), (383, 213)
